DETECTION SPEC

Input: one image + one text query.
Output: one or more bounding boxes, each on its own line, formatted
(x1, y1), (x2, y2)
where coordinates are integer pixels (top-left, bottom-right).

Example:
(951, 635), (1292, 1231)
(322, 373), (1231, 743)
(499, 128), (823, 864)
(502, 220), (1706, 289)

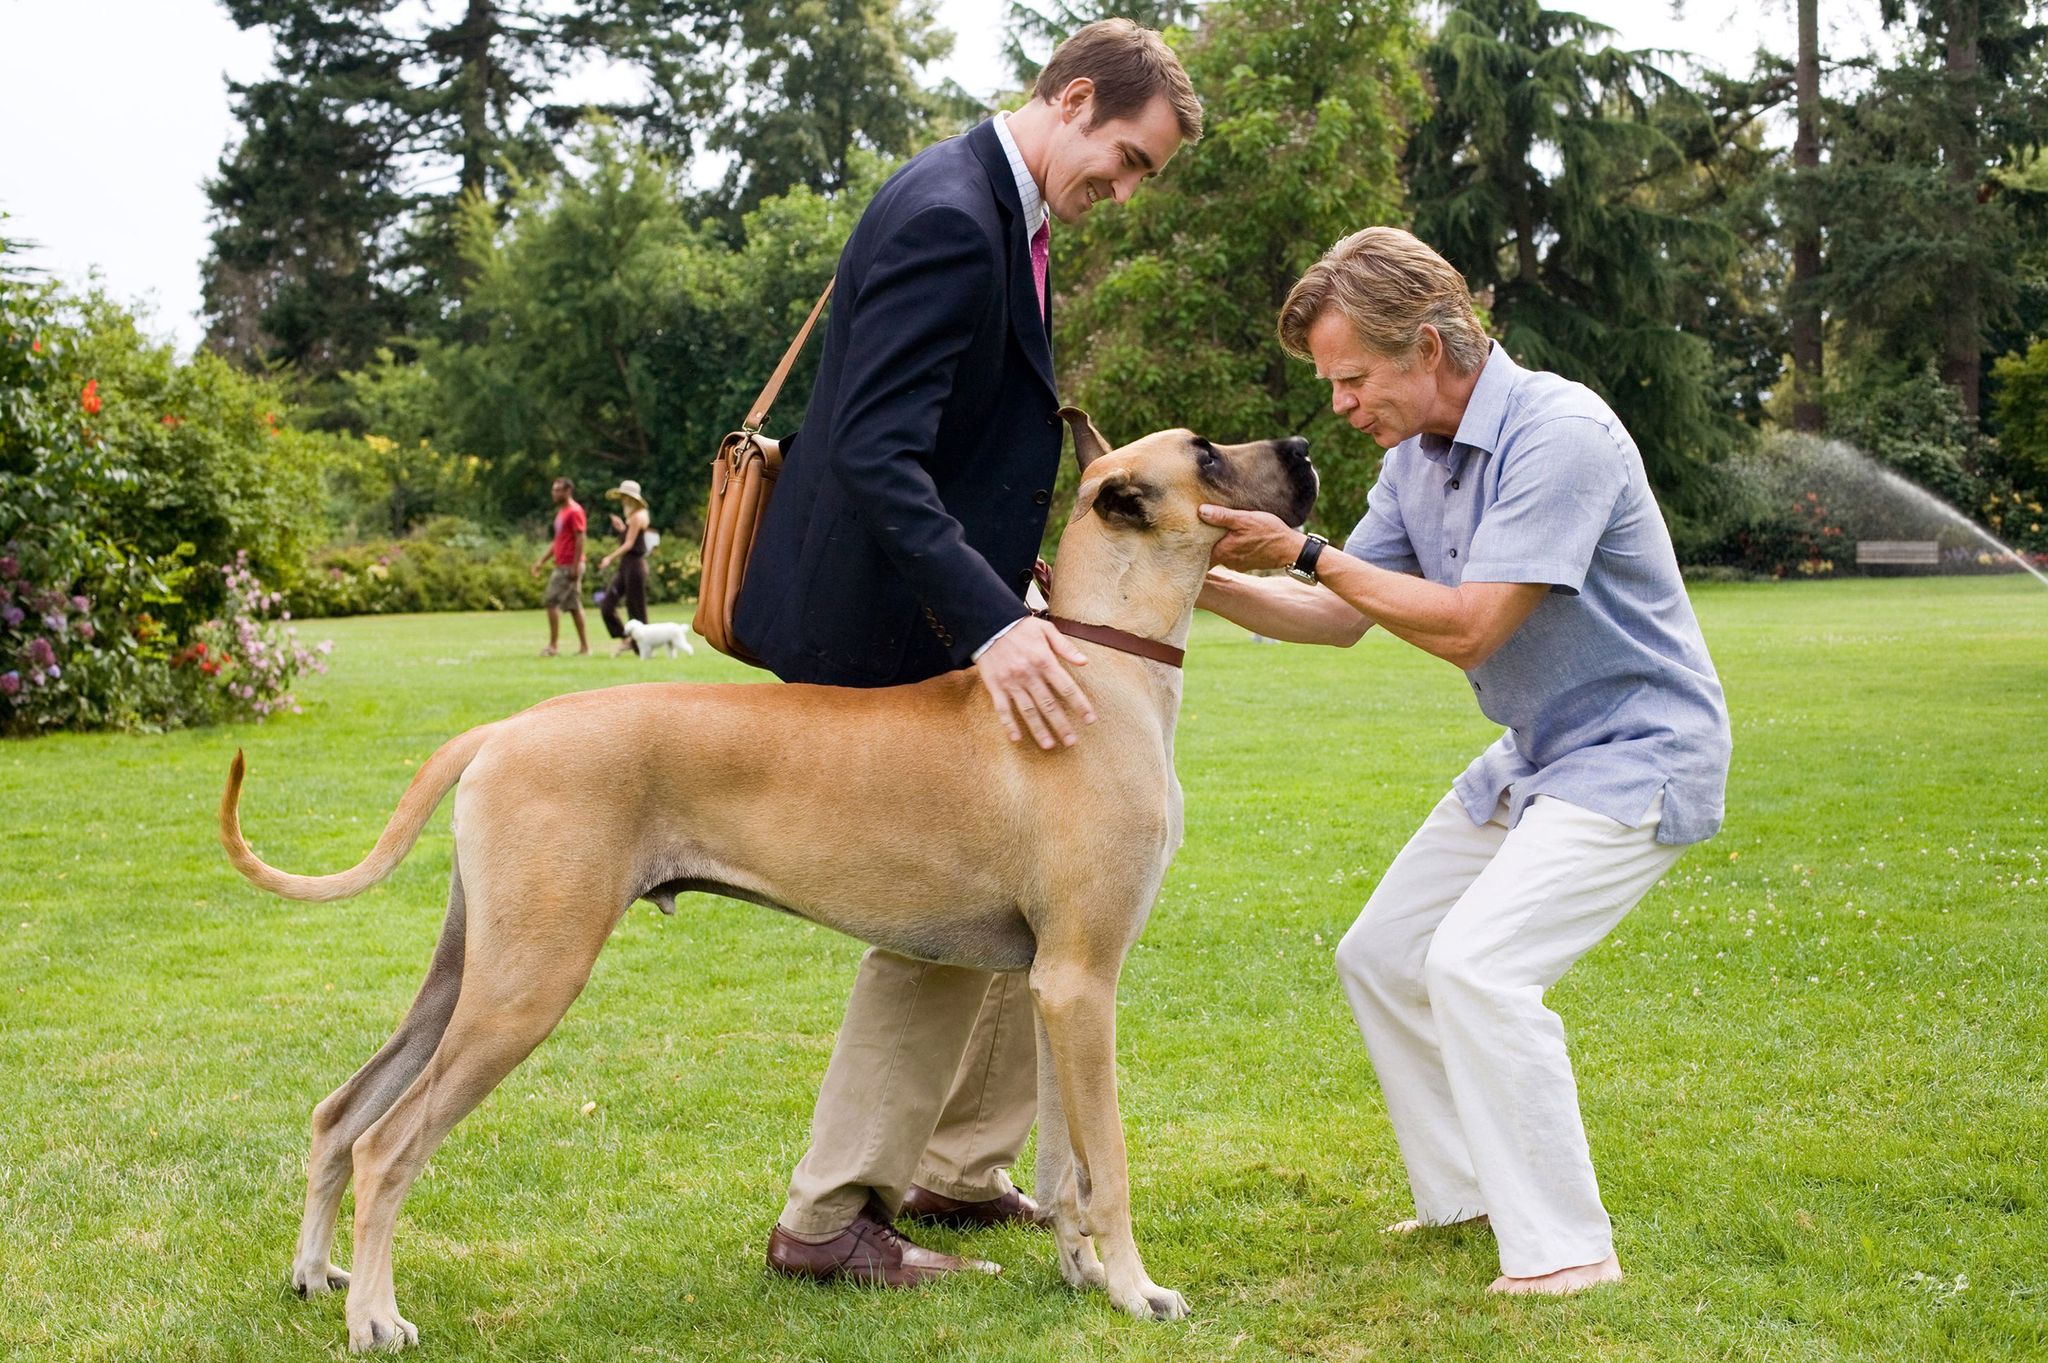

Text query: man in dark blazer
(735, 20), (1203, 1286)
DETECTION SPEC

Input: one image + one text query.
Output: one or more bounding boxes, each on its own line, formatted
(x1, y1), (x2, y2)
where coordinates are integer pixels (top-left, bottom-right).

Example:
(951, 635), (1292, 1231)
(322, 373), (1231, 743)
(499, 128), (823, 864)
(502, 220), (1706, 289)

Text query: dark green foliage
(1054, 0), (1428, 543)
(1991, 338), (2048, 490)
(423, 128), (878, 527)
(1001, 1), (1201, 86)
(1407, 0), (1746, 511)
(202, 0), (726, 385)
(1819, 0), (2048, 422)
(707, 0), (974, 219)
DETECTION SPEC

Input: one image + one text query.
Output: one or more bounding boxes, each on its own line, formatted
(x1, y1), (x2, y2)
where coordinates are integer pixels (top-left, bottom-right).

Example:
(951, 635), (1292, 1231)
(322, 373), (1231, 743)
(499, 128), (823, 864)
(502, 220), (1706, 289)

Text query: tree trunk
(1789, 0), (1824, 433)
(1942, 0), (1982, 428)
(457, 0), (498, 202)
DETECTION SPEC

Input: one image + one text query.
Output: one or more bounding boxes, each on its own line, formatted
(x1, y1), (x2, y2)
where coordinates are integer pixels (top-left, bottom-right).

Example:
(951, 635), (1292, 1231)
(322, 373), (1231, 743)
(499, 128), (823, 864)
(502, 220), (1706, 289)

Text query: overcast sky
(0, 0), (1885, 356)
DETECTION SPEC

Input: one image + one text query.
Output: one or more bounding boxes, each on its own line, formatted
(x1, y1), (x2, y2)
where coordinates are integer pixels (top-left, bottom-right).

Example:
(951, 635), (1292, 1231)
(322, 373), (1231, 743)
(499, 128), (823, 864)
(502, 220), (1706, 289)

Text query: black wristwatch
(1286, 532), (1328, 584)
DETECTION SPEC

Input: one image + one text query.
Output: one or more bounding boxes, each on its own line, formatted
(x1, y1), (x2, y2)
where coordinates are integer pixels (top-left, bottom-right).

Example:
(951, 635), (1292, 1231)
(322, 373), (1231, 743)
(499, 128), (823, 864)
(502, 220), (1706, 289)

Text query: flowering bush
(176, 554), (331, 721)
(1, 236), (325, 733)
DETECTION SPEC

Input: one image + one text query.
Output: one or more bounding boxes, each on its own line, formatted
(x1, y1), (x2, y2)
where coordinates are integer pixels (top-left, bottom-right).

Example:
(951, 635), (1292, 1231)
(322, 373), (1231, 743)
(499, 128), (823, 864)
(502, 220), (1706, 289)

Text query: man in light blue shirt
(1200, 226), (1730, 1296)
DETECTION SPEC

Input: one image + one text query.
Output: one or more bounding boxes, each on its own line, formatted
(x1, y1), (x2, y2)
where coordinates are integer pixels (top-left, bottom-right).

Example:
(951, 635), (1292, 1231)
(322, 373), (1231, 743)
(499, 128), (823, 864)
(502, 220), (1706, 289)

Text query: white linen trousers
(1336, 788), (1685, 1277)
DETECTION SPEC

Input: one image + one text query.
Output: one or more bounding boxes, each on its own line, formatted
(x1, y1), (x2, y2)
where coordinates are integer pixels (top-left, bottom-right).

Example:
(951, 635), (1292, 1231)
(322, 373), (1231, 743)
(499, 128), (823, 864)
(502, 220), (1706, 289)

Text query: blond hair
(1034, 19), (1203, 143)
(1278, 227), (1489, 373)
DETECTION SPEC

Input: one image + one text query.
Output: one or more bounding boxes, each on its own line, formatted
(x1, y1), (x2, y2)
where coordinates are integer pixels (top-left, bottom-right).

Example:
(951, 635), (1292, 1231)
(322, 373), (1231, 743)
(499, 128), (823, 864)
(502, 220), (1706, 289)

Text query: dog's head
(1059, 407), (1317, 550)
(622, 619), (646, 638)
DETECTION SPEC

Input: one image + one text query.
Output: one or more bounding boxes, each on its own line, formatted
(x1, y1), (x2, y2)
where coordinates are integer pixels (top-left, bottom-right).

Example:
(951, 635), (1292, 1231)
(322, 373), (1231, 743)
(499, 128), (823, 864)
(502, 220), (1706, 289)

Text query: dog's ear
(1059, 407), (1112, 472)
(1084, 470), (1152, 529)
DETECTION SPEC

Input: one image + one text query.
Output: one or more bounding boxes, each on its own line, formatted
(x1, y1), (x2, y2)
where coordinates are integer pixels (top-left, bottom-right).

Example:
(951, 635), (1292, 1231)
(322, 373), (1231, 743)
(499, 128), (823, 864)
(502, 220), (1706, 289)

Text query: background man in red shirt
(529, 476), (589, 656)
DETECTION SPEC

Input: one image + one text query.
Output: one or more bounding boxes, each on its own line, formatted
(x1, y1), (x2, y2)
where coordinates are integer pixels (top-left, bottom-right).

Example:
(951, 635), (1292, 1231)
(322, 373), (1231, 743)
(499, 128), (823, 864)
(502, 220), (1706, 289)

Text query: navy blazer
(732, 119), (1063, 687)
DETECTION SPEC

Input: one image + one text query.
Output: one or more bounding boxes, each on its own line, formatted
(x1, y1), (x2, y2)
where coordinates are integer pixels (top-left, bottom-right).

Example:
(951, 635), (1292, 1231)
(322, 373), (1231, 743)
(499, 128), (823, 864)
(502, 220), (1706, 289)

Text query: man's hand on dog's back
(975, 617), (1094, 749)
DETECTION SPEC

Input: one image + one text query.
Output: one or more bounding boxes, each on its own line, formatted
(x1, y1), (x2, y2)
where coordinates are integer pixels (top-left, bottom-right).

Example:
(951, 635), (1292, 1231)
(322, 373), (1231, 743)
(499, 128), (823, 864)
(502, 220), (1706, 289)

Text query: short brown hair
(1034, 19), (1203, 143)
(1278, 227), (1490, 373)
(553, 476), (573, 492)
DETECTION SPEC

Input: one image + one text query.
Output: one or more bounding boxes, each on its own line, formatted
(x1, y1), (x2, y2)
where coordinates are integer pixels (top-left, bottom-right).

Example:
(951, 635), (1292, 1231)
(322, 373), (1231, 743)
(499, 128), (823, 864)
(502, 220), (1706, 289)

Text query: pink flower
(1, 605), (21, 629)
(80, 379), (101, 415)
(0, 556), (16, 580)
(0, 671), (17, 697)
(70, 595), (89, 613)
(27, 637), (56, 669)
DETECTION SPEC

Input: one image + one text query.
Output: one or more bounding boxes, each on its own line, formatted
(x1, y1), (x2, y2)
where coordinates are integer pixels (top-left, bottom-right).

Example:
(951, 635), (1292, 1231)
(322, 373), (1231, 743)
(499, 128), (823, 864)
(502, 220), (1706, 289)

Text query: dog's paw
(1057, 1236), (1106, 1290)
(291, 1260), (350, 1297)
(347, 1307), (418, 1353)
(1109, 1275), (1189, 1322)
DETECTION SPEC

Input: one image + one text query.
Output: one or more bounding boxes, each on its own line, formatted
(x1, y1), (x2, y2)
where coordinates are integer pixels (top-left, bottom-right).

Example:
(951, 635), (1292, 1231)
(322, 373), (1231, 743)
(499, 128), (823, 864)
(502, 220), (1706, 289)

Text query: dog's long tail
(219, 724), (495, 902)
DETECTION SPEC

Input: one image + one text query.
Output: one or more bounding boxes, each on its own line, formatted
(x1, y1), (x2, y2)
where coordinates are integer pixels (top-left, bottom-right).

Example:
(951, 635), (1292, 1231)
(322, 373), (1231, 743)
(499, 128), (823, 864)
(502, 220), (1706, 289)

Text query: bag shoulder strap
(745, 278), (836, 431)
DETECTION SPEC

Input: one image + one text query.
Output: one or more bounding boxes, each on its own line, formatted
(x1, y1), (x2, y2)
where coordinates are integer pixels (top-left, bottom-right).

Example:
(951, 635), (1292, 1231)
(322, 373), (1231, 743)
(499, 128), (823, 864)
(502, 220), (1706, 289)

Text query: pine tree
(1406, 0), (1742, 504)
(201, 0), (723, 383)
(1823, 0), (2048, 427)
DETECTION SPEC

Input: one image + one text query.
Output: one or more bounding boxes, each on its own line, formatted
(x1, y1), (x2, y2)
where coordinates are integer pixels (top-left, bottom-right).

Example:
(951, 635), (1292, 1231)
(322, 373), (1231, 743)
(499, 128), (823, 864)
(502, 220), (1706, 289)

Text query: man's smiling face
(1042, 87), (1184, 224)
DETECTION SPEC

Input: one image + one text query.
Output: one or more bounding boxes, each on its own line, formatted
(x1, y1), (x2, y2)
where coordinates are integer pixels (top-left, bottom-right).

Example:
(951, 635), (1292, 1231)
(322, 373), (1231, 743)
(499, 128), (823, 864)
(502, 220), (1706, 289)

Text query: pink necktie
(1030, 218), (1050, 322)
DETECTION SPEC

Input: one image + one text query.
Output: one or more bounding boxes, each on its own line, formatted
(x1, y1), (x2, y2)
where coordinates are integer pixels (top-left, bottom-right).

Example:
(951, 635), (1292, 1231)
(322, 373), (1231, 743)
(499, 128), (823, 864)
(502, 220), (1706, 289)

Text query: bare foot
(1488, 1253), (1622, 1295)
(538, 646), (558, 657)
(1386, 1213), (1489, 1235)
(574, 647), (590, 655)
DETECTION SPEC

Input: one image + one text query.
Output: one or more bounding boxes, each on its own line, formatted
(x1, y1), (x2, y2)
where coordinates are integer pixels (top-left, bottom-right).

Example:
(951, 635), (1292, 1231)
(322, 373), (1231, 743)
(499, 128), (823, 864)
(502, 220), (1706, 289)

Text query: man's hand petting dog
(1199, 504), (1305, 572)
(974, 617), (1094, 750)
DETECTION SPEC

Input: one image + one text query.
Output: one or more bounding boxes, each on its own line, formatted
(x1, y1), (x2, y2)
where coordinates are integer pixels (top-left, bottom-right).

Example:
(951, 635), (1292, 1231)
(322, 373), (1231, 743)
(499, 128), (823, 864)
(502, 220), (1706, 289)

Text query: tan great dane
(220, 410), (1316, 1352)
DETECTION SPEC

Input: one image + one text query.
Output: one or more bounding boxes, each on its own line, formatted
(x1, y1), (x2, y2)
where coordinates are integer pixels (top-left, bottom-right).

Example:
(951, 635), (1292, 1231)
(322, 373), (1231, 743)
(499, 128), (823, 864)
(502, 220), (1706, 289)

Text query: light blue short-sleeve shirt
(1344, 343), (1731, 845)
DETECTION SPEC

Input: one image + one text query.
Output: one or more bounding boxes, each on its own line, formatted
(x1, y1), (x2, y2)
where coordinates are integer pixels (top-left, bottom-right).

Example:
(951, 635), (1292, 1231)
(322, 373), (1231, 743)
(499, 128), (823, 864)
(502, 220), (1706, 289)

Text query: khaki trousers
(780, 948), (1037, 1235)
(1335, 790), (1686, 1278)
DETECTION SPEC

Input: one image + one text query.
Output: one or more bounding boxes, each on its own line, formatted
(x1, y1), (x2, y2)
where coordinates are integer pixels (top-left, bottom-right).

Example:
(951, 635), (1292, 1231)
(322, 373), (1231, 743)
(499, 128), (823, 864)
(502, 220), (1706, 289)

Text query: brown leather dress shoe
(765, 1199), (1000, 1287)
(898, 1184), (1051, 1230)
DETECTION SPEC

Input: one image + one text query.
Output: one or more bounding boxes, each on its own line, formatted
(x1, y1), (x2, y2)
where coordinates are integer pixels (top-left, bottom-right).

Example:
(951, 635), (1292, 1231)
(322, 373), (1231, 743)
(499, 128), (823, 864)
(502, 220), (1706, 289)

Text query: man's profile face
(552, 481), (571, 505)
(1307, 309), (1438, 451)
(1043, 83), (1184, 225)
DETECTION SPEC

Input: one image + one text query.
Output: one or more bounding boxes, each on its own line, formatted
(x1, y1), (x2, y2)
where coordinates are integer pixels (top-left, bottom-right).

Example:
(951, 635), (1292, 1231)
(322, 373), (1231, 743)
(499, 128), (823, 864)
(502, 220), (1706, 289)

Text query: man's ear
(1084, 470), (1151, 529)
(1060, 406), (1112, 472)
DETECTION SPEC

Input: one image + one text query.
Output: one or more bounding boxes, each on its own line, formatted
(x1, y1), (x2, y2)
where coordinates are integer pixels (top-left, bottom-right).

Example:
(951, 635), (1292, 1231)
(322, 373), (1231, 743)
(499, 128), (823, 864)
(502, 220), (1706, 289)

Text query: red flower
(81, 379), (102, 415)
(30, 339), (41, 354)
(161, 414), (183, 428)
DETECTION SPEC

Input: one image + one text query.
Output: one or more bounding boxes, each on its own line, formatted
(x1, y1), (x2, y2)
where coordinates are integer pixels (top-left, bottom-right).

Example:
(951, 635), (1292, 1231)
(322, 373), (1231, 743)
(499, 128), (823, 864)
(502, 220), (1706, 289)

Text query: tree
(1823, 0), (2048, 428)
(1788, 0), (1825, 431)
(1000, 1), (1200, 86)
(1406, 0), (1744, 506)
(707, 0), (974, 219)
(202, 0), (724, 384)
(1053, 0), (1429, 541)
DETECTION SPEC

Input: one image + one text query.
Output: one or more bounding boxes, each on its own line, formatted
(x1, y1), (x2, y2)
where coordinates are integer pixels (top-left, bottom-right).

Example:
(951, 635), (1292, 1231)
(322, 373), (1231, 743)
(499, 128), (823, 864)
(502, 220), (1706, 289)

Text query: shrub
(1990, 339), (2048, 496)
(174, 553), (331, 722)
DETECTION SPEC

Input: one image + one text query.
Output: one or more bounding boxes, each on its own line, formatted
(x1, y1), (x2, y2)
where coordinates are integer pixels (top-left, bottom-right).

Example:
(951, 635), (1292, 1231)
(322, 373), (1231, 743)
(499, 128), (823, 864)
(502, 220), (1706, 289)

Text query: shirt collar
(992, 111), (1048, 239)
(1417, 341), (1516, 466)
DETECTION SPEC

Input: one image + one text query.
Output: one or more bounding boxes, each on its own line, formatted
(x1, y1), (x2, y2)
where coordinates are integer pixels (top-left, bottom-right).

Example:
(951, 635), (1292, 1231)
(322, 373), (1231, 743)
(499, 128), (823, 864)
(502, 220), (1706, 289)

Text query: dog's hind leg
(341, 893), (610, 1353)
(1032, 1007), (1105, 1291)
(290, 861), (467, 1299)
(1031, 952), (1187, 1323)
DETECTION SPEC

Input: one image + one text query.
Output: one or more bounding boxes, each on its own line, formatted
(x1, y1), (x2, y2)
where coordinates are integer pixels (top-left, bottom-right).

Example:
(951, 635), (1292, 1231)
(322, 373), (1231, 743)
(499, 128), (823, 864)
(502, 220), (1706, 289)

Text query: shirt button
(1032, 489), (1050, 505)
(1473, 680), (1483, 692)
(1449, 548), (1458, 558)
(1451, 478), (1461, 490)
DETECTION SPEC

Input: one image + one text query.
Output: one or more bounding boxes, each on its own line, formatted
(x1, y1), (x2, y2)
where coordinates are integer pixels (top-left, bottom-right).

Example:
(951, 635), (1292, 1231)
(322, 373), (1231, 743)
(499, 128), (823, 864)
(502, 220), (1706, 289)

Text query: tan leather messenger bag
(692, 279), (835, 664)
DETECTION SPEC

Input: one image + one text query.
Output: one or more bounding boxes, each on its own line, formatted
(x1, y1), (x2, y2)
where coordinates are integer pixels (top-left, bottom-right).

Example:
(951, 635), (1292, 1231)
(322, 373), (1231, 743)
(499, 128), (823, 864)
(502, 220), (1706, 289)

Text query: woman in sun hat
(598, 478), (654, 653)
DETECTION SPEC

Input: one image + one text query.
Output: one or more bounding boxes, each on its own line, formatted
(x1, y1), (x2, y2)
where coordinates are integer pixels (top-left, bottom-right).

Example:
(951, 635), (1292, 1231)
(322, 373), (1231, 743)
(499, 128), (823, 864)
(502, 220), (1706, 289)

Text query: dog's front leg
(1033, 1008), (1105, 1291)
(1030, 958), (1187, 1322)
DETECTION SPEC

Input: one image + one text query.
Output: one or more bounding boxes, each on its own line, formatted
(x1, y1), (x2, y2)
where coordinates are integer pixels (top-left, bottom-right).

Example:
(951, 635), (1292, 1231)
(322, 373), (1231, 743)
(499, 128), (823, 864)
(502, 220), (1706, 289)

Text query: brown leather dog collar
(1030, 558), (1185, 668)
(1040, 613), (1185, 668)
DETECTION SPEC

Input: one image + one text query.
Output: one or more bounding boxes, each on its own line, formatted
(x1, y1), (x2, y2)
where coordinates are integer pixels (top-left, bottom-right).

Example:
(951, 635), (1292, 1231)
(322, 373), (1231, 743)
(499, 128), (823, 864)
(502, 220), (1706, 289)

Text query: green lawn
(3, 577), (2045, 1361)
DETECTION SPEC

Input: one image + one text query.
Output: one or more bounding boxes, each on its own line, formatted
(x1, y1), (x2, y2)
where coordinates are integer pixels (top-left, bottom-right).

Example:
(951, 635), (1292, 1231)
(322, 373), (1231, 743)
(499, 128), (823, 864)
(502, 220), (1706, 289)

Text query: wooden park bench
(1855, 539), (1941, 570)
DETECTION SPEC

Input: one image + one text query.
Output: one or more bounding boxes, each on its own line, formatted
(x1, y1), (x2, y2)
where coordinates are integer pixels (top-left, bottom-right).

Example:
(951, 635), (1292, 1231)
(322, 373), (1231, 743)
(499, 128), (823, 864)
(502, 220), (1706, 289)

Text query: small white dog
(621, 619), (694, 658)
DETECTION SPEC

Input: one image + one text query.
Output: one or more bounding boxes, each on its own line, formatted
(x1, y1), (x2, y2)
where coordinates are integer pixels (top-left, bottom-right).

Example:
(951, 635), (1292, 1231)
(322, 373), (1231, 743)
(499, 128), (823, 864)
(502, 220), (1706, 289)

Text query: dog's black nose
(1279, 436), (1311, 462)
